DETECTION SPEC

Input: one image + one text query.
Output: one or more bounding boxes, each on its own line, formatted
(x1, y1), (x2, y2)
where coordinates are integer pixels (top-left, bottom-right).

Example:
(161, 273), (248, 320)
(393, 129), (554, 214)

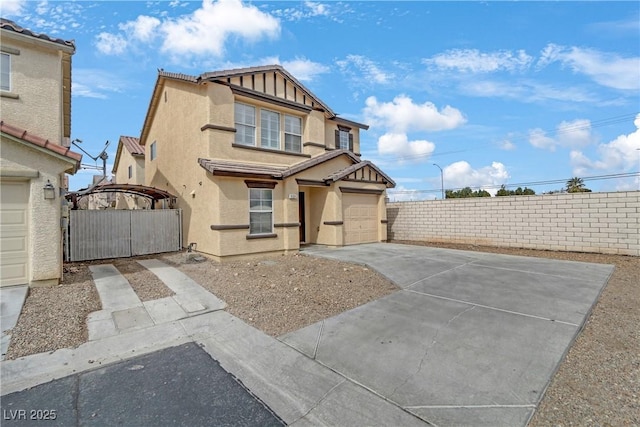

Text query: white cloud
(444, 161), (510, 195)
(161, 0), (279, 58)
(337, 55), (391, 84)
(272, 1), (336, 22)
(72, 69), (128, 99)
(95, 0), (280, 60)
(425, 49), (533, 73)
(500, 139), (516, 151)
(95, 32), (128, 55)
(0, 0), (26, 15)
(364, 95), (466, 133)
(119, 15), (160, 42)
(537, 43), (640, 91)
(570, 114), (640, 175)
(377, 132), (435, 160)
(280, 58), (329, 82)
(529, 119), (595, 152)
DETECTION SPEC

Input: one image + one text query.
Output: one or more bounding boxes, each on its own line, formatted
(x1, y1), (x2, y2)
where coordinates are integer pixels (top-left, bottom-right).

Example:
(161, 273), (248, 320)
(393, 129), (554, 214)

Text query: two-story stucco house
(139, 65), (394, 261)
(0, 19), (81, 286)
(111, 135), (151, 209)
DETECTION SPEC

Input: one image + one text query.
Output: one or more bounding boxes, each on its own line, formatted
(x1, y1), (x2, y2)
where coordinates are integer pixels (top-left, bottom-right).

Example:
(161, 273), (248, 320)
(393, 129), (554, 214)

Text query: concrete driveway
(287, 243), (614, 426)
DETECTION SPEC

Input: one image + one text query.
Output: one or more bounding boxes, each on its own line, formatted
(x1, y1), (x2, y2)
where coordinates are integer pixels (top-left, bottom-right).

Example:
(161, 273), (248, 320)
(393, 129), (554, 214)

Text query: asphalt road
(1, 342), (284, 427)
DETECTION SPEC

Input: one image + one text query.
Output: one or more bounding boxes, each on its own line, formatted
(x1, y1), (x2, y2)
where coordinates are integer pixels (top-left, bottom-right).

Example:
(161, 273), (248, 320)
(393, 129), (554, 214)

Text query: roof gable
(200, 65), (334, 116)
(112, 135), (144, 174)
(0, 121), (81, 173)
(325, 161), (395, 188)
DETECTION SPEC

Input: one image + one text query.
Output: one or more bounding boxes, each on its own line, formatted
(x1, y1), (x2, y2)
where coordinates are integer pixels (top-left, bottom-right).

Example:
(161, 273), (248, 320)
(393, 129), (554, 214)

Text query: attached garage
(342, 192), (380, 245)
(0, 181), (29, 287)
(1, 121), (82, 287)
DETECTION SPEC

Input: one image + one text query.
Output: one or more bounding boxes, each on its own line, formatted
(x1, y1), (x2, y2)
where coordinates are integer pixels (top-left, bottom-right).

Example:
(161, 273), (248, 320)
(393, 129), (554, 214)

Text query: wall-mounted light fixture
(43, 180), (56, 200)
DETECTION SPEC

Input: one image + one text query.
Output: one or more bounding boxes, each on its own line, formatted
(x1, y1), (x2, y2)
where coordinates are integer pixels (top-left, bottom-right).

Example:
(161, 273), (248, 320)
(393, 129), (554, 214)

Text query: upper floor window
(235, 103), (256, 146)
(338, 129), (350, 150)
(128, 165), (133, 179)
(150, 141), (157, 161)
(260, 109), (280, 149)
(284, 115), (302, 153)
(234, 102), (303, 154)
(0, 53), (10, 91)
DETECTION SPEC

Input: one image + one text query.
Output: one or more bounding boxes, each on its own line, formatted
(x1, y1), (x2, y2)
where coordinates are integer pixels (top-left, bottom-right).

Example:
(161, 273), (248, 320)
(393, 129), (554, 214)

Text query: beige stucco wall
(1, 35), (68, 144)
(0, 137), (75, 284)
(114, 149), (145, 186)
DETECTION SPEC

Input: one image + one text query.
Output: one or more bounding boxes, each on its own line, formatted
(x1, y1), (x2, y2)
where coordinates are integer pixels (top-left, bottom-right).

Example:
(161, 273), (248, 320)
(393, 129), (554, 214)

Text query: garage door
(0, 181), (29, 287)
(343, 193), (379, 245)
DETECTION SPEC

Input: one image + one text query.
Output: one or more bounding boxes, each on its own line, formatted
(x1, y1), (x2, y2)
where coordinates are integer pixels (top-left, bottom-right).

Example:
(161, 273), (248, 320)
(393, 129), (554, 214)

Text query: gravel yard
(4, 242), (638, 426)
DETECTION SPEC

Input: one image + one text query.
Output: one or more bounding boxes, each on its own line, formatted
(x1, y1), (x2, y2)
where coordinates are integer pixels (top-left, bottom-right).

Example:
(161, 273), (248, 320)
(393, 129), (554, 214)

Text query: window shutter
(334, 130), (339, 149)
(349, 134), (354, 151)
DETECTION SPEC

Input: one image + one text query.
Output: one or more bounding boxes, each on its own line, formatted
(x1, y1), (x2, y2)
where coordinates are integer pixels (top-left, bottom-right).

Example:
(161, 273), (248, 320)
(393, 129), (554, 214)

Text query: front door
(298, 192), (305, 243)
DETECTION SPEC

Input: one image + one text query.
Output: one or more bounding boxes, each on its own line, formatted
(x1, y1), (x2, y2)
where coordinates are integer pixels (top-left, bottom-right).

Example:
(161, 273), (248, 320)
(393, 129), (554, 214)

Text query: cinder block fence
(386, 191), (639, 256)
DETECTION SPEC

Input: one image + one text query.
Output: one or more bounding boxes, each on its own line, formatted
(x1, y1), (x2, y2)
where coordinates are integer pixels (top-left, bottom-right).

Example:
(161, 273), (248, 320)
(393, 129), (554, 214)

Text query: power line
(382, 112), (639, 163)
(388, 171), (640, 194)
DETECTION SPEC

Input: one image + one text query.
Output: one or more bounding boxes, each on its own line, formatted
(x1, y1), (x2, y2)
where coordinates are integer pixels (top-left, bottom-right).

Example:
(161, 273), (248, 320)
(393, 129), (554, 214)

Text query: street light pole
(433, 163), (444, 200)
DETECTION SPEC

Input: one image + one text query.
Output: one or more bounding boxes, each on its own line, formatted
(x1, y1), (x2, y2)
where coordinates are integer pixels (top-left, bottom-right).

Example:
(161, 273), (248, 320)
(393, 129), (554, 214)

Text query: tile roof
(120, 135), (144, 156)
(198, 149), (392, 189)
(198, 158), (288, 179)
(157, 69), (198, 83)
(0, 18), (75, 50)
(0, 121), (82, 172)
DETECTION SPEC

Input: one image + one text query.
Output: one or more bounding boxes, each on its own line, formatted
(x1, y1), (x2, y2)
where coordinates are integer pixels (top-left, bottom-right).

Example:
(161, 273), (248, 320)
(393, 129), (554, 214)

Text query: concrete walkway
(0, 285), (28, 360)
(1, 244), (614, 426)
(87, 261), (226, 340)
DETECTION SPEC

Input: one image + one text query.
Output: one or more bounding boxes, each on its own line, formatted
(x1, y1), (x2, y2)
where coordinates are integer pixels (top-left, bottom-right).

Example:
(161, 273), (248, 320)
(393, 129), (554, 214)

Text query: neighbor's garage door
(0, 181), (29, 287)
(343, 193), (379, 245)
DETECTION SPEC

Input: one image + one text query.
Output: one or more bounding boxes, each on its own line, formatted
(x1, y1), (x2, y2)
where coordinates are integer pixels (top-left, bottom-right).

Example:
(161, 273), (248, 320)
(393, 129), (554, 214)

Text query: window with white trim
(338, 130), (350, 150)
(284, 115), (302, 153)
(235, 103), (256, 146)
(249, 188), (273, 234)
(150, 141), (157, 160)
(260, 109), (280, 149)
(0, 53), (10, 92)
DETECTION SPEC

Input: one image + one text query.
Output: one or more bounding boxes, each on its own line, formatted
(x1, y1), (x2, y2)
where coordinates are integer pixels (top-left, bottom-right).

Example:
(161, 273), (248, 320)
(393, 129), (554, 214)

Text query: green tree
(495, 185), (536, 196)
(445, 187), (491, 198)
(566, 177), (591, 193)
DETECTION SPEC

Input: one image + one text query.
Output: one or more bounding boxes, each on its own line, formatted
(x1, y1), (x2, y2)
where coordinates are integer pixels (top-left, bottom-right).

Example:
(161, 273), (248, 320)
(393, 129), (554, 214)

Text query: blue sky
(2, 0), (639, 197)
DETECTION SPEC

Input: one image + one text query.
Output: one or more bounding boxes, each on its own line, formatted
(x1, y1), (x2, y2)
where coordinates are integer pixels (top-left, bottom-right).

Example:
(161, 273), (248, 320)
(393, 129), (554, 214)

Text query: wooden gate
(66, 209), (182, 262)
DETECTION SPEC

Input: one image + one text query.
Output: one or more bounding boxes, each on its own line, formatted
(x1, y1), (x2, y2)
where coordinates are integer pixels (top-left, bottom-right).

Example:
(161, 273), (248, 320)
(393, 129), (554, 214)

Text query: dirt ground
(4, 242), (638, 426)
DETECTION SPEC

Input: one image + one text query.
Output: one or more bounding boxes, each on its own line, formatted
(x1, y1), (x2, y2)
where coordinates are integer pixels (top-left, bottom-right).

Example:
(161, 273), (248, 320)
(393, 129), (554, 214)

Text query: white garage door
(343, 193), (379, 245)
(0, 181), (30, 287)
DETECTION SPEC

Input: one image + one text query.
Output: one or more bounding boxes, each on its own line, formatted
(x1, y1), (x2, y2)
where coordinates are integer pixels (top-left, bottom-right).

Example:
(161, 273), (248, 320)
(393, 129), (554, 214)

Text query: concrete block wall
(387, 191), (640, 256)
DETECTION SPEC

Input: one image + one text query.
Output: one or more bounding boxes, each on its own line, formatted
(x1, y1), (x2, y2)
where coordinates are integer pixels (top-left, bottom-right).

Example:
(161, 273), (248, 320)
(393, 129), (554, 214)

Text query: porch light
(43, 180), (56, 200)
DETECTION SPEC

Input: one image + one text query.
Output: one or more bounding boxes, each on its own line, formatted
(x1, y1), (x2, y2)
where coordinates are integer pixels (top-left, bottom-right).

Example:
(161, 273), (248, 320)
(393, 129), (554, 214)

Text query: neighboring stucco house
(0, 19), (81, 286)
(139, 65), (394, 261)
(112, 135), (150, 209)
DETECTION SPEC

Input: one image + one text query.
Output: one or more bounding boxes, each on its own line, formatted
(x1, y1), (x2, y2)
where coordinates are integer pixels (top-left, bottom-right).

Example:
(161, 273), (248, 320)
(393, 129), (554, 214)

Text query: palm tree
(566, 177), (591, 193)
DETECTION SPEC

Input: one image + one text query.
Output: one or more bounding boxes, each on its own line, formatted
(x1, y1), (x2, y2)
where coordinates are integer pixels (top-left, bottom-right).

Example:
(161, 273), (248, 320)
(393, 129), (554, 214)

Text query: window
(128, 165), (133, 179)
(249, 189), (273, 234)
(150, 141), (157, 160)
(0, 53), (10, 91)
(260, 109), (280, 149)
(235, 103), (256, 146)
(338, 130), (350, 150)
(284, 115), (302, 153)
